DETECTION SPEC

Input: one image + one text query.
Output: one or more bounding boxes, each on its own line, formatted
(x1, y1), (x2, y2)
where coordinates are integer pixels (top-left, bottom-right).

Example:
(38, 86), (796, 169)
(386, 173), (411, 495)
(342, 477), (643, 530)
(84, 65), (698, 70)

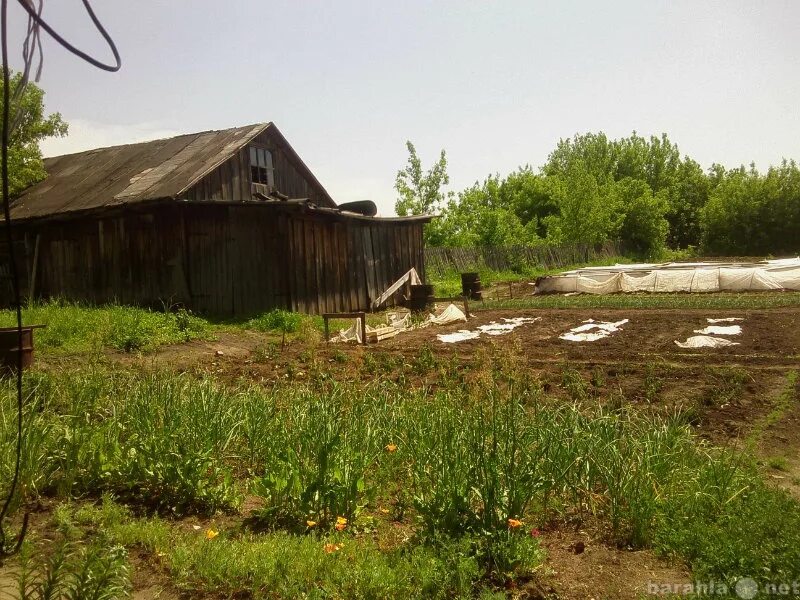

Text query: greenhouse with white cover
(534, 258), (800, 295)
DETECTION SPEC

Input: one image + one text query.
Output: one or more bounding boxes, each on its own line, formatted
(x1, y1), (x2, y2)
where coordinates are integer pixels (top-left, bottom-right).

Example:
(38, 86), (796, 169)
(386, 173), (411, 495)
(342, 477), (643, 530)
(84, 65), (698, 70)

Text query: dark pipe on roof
(337, 200), (377, 217)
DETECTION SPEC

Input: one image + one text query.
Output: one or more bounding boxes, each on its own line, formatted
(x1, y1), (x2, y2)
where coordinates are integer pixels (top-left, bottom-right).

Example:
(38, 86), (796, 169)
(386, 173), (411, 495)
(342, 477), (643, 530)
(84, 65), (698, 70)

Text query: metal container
(461, 272), (483, 300)
(0, 326), (38, 371)
(408, 284), (435, 312)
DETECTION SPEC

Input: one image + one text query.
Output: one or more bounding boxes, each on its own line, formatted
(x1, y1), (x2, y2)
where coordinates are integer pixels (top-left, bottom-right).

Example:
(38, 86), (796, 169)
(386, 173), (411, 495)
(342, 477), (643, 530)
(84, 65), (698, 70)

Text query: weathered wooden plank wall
(183, 129), (329, 206)
(5, 204), (426, 316)
(8, 207), (188, 308)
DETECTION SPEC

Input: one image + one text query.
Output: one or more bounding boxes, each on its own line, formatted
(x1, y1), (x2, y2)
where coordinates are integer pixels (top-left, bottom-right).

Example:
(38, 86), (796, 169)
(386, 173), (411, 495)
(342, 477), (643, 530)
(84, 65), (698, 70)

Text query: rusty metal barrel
(461, 272), (483, 301)
(0, 325), (43, 371)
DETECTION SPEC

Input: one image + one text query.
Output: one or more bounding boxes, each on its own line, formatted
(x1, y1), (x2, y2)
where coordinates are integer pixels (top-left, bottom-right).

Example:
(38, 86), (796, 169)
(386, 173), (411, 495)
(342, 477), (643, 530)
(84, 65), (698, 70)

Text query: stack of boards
(366, 325), (401, 343)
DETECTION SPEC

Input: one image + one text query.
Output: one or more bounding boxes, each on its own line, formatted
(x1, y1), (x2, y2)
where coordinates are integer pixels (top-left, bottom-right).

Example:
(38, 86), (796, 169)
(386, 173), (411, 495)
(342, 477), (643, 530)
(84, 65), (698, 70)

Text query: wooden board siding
(183, 129), (328, 205)
(2, 206), (187, 308)
(4, 202), (427, 317)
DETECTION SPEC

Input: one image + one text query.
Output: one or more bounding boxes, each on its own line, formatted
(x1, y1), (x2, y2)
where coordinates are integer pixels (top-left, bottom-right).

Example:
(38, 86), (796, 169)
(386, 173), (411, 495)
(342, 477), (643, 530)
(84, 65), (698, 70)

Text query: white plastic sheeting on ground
(332, 312), (413, 344)
(332, 320), (372, 344)
(477, 317), (540, 336)
(535, 258), (800, 295)
(438, 316), (540, 343)
(559, 319), (629, 342)
(675, 336), (740, 348)
(694, 325), (742, 336)
(674, 317), (744, 348)
(332, 304), (466, 343)
(387, 312), (411, 330)
(437, 330), (481, 343)
(426, 304), (468, 326)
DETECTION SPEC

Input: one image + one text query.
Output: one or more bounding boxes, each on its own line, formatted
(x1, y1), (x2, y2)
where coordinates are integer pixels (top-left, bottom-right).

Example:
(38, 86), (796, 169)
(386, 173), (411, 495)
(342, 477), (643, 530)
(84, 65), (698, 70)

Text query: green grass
(15, 532), (130, 600)
(0, 301), (212, 354)
(47, 497), (500, 600)
(3, 364), (800, 596)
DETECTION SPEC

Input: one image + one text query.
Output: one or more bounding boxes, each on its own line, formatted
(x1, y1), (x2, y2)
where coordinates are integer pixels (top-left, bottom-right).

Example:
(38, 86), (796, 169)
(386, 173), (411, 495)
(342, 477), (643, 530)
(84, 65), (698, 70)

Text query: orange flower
(507, 518), (523, 529)
(385, 443), (398, 453)
(324, 542), (343, 553)
(205, 528), (219, 540)
(306, 520), (317, 528)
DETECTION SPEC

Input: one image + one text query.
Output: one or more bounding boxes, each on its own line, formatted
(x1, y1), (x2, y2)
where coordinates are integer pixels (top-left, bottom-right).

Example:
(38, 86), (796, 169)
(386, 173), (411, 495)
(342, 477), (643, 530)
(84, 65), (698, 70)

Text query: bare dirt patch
(536, 528), (690, 600)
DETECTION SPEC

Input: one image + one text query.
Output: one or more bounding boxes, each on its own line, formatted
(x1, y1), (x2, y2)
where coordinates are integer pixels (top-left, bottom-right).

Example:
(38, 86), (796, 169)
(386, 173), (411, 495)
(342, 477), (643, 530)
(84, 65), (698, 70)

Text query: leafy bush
(245, 310), (306, 334)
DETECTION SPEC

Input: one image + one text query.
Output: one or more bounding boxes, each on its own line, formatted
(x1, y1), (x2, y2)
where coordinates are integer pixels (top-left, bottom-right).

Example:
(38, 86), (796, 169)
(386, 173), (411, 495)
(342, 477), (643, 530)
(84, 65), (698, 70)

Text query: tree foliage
(1, 71), (68, 196)
(701, 161), (800, 255)
(399, 130), (798, 257)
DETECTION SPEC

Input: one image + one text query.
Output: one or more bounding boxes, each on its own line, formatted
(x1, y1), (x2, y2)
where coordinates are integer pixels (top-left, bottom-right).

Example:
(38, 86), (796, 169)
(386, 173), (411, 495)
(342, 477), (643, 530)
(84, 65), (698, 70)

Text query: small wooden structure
(2, 123), (431, 316)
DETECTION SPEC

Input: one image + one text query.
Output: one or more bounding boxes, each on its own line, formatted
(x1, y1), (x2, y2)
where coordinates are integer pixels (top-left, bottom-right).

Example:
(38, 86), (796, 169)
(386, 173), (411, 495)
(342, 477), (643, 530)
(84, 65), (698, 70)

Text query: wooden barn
(4, 123), (430, 316)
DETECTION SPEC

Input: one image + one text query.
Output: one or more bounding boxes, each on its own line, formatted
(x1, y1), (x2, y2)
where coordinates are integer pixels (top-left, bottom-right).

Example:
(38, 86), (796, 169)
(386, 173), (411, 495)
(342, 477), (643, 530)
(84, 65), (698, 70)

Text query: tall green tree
(667, 158), (708, 249)
(394, 141), (450, 244)
(394, 141), (449, 216)
(1, 71), (68, 196)
(544, 160), (622, 245)
(701, 161), (800, 255)
(612, 178), (669, 255)
(497, 166), (557, 238)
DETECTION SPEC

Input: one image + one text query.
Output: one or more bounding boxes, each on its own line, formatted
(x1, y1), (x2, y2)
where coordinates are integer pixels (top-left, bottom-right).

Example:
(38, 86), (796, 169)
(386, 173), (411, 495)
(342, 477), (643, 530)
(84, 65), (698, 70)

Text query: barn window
(249, 146), (274, 187)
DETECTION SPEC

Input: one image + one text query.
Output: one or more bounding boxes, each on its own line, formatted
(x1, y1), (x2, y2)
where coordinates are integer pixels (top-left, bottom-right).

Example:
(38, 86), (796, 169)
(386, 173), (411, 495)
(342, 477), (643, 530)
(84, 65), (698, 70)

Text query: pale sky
(7, 0), (800, 215)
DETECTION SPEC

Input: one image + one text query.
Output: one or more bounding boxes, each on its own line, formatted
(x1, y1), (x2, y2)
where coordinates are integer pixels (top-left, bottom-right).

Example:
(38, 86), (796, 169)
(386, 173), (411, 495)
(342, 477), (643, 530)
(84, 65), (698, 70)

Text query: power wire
(15, 0), (119, 72)
(0, 0), (29, 558)
(0, 0), (120, 558)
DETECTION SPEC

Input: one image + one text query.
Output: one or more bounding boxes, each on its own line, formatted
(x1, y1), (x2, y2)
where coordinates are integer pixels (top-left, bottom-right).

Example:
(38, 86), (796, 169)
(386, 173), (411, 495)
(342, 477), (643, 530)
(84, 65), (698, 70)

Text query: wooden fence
(424, 242), (621, 279)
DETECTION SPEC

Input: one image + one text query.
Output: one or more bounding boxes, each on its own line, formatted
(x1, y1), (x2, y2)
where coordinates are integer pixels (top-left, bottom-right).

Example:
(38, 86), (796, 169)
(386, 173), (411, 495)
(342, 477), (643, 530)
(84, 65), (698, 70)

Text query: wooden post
(359, 312), (366, 345)
(508, 281), (513, 300)
(28, 233), (40, 302)
(324, 317), (330, 342)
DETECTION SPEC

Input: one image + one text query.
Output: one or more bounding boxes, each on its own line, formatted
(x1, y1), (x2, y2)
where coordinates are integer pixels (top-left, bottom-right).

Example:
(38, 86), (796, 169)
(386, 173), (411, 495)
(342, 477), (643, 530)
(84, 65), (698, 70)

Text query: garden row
(2, 366), (798, 597)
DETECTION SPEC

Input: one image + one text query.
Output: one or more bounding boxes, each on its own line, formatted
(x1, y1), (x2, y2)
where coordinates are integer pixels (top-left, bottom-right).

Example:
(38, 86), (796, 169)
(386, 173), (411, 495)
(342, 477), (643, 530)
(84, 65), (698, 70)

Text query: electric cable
(0, 0), (120, 557)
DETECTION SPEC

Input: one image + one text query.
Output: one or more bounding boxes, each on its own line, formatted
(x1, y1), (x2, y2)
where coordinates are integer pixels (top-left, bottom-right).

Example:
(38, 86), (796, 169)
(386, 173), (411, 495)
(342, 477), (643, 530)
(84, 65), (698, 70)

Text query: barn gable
(9, 122), (334, 222)
(180, 125), (334, 207)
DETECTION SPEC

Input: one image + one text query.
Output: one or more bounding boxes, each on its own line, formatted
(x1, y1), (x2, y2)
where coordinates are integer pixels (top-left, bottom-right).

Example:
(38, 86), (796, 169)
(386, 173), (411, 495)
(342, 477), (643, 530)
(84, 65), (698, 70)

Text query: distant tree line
(395, 133), (800, 257)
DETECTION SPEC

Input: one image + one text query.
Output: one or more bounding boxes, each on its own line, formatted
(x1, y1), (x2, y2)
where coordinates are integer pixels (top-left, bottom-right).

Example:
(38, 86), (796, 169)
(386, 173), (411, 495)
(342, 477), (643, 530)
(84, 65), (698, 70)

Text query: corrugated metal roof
(10, 122), (335, 221)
